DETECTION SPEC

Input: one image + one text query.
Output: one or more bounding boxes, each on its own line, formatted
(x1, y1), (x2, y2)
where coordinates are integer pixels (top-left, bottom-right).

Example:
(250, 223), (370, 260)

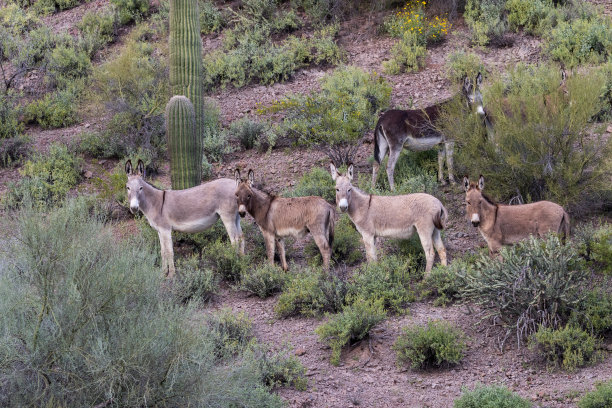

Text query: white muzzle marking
(130, 197), (139, 211)
(238, 204), (247, 214)
(477, 106), (485, 115)
(338, 198), (348, 211)
(471, 213), (480, 223)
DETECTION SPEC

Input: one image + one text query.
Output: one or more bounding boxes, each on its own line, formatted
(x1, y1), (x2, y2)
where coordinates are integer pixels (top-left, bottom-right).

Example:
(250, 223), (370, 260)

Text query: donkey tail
(326, 206), (335, 249)
(373, 121), (382, 165)
(560, 210), (570, 244)
(433, 204), (448, 230)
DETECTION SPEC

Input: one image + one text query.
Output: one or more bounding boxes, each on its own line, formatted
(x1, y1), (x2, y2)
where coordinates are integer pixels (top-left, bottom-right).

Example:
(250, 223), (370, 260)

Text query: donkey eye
(247, 195), (251, 200)
(336, 188), (339, 192)
(139, 186), (143, 191)
(126, 186), (130, 191)
(348, 188), (352, 192)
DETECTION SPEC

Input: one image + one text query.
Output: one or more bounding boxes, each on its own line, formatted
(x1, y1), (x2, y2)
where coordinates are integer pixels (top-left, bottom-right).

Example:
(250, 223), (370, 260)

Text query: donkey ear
(463, 76), (472, 91)
(463, 176), (470, 192)
(247, 169), (254, 187)
(235, 169), (241, 185)
(476, 72), (483, 87)
(137, 159), (145, 178)
(330, 163), (338, 181)
(125, 160), (133, 175)
(478, 175), (485, 190)
(347, 164), (354, 181)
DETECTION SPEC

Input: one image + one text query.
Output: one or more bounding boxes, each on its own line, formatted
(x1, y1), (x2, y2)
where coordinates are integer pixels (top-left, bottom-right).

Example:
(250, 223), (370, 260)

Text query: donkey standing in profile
(125, 160), (244, 278)
(464, 175), (570, 256)
(332, 164), (447, 274)
(234, 169), (335, 271)
(372, 73), (492, 190)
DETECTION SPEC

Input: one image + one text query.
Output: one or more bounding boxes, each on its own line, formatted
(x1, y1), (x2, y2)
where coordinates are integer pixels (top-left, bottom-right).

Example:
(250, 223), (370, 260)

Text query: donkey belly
(403, 135), (442, 152)
(172, 214), (219, 233)
(377, 225), (415, 239)
(276, 226), (308, 238)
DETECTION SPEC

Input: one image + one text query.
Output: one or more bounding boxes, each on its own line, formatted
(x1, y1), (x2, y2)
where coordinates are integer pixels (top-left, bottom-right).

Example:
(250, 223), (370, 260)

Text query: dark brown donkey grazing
(234, 169), (335, 270)
(464, 175), (570, 255)
(372, 73), (491, 190)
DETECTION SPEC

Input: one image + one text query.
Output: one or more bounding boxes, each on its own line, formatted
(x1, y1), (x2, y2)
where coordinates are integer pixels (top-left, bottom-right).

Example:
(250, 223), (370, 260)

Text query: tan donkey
(125, 160), (244, 278)
(463, 175), (570, 255)
(331, 164), (447, 274)
(234, 169), (335, 270)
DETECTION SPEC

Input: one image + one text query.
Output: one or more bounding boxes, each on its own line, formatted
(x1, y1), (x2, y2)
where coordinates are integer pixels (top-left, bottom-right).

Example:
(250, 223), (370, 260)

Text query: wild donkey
(332, 164), (447, 274)
(234, 169), (335, 270)
(464, 175), (570, 256)
(372, 73), (491, 190)
(125, 160), (244, 278)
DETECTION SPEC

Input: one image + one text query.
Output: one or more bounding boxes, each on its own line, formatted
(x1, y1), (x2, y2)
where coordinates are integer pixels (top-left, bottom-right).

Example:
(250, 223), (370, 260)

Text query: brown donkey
(234, 169), (335, 270)
(332, 164), (447, 274)
(463, 175), (570, 255)
(125, 160), (244, 278)
(372, 73), (492, 190)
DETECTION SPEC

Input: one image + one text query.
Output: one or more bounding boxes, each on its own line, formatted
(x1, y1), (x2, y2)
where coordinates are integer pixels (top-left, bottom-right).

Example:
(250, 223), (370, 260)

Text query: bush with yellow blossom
(384, 0), (451, 45)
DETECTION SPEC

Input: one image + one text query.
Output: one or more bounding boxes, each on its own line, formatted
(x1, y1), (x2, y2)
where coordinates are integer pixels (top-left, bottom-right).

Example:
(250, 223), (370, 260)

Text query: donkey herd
(125, 74), (571, 279)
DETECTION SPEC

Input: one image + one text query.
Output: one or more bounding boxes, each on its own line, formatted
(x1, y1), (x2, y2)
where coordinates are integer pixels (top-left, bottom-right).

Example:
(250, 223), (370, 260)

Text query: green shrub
(264, 66), (391, 146)
(305, 213), (364, 267)
(464, 0), (509, 46)
(530, 324), (601, 371)
(0, 92), (24, 140)
(383, 31), (426, 75)
(546, 16), (612, 67)
(588, 224), (612, 274)
(111, 0), (150, 24)
(206, 308), (255, 360)
(47, 44), (91, 89)
(506, 0), (550, 35)
(383, 2), (451, 45)
(203, 239), (249, 283)
(240, 263), (289, 298)
(275, 266), (349, 318)
(454, 384), (532, 408)
(255, 348), (308, 391)
(172, 255), (220, 304)
(569, 289), (612, 336)
(446, 51), (487, 84)
(578, 380), (612, 408)
(0, 199), (285, 407)
(349, 255), (417, 314)
(0, 3), (39, 34)
(0, 135), (30, 168)
(460, 235), (589, 344)
(315, 299), (387, 365)
(199, 0), (225, 34)
(286, 166), (335, 202)
(367, 149), (438, 196)
(78, 8), (118, 56)
(393, 320), (466, 369)
(202, 98), (233, 162)
(23, 86), (80, 129)
(442, 63), (611, 210)
(423, 259), (473, 306)
(3, 144), (82, 209)
(230, 116), (268, 150)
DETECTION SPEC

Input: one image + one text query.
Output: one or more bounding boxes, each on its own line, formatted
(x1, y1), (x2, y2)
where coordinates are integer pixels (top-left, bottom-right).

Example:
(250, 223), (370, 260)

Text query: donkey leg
(158, 229), (175, 278)
(313, 234), (332, 270)
(276, 239), (288, 271)
(235, 212), (245, 255)
(372, 134), (388, 189)
(445, 141), (456, 184)
(221, 212), (243, 255)
(363, 234), (377, 262)
(437, 146), (447, 185)
(416, 226), (436, 274)
(386, 148), (402, 191)
(432, 228), (447, 267)
(263, 232), (277, 267)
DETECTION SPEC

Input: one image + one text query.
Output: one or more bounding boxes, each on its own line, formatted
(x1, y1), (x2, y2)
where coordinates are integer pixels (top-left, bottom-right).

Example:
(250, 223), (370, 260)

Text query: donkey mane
(468, 183), (498, 207)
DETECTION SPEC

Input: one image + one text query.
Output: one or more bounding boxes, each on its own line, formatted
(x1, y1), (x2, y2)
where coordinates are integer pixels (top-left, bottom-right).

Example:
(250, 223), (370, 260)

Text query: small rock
(84, 123), (91, 128)
(98, 159), (107, 165)
(84, 170), (93, 179)
(295, 346), (306, 356)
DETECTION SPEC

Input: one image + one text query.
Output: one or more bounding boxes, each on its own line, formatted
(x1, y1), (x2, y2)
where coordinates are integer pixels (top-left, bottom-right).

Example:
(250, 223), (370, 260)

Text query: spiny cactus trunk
(169, 0), (204, 189)
(166, 96), (199, 189)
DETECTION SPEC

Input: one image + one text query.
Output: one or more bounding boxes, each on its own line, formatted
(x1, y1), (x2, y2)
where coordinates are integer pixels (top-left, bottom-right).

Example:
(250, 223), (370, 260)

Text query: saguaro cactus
(165, 96), (198, 189)
(168, 0), (204, 189)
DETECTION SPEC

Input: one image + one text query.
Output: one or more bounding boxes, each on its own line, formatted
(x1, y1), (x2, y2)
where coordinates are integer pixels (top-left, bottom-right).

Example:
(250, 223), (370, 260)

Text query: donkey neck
(248, 187), (274, 227)
(347, 187), (372, 223)
(139, 182), (166, 218)
(478, 195), (498, 234)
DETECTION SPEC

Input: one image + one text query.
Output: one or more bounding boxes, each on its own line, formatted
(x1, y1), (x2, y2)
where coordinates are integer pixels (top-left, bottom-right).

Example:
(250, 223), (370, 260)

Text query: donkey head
(463, 175), (485, 227)
(330, 163), (354, 213)
(462, 72), (486, 117)
(125, 159), (146, 215)
(234, 169), (255, 218)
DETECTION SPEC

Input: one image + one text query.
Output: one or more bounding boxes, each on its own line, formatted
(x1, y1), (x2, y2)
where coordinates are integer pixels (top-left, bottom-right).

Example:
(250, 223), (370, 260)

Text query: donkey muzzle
(471, 221), (480, 227)
(338, 198), (348, 212)
(238, 205), (247, 218)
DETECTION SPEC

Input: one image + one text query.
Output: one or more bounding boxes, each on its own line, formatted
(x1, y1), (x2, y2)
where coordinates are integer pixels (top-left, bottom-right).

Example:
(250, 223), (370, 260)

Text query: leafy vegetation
(569, 289), (612, 335)
(579, 380), (612, 408)
(530, 324), (602, 371)
(172, 255), (220, 304)
(239, 263), (289, 298)
(23, 85), (80, 129)
(383, 31), (426, 74)
(305, 213), (365, 266)
(423, 259), (474, 306)
(393, 320), (467, 369)
(384, 0), (451, 44)
(446, 51), (487, 83)
(203, 239), (249, 283)
(454, 384), (532, 408)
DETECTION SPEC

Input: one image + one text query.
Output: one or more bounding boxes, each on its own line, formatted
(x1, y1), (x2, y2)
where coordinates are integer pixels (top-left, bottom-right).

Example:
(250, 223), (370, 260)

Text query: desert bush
(206, 308), (255, 360)
(384, 0), (451, 45)
(262, 66), (390, 146)
(172, 255), (220, 304)
(239, 263), (289, 298)
(23, 85), (80, 129)
(0, 199), (285, 407)
(305, 213), (364, 267)
(569, 289), (612, 336)
(445, 51), (487, 83)
(11, 26), (64, 74)
(111, 0), (150, 24)
(454, 384), (532, 408)
(464, 0), (509, 46)
(546, 15), (612, 67)
(0, 3), (39, 34)
(255, 348), (308, 391)
(505, 0), (550, 35)
(203, 239), (249, 283)
(0, 92), (24, 140)
(0, 135), (30, 167)
(200, 0), (226, 34)
(393, 320), (466, 369)
(315, 299), (386, 365)
(348, 255), (417, 314)
(367, 149), (438, 196)
(459, 235), (588, 345)
(441, 63), (610, 210)
(578, 380), (612, 408)
(530, 324), (601, 371)
(286, 166), (335, 202)
(423, 259), (473, 306)
(3, 144), (81, 209)
(275, 266), (349, 318)
(202, 98), (233, 162)
(231, 116), (268, 150)
(78, 8), (118, 57)
(383, 31), (426, 74)
(47, 44), (91, 89)
(574, 222), (612, 275)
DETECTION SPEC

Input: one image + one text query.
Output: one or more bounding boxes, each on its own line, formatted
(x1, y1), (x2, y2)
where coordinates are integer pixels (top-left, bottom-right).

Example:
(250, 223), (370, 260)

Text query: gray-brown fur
(463, 175), (570, 255)
(333, 164), (447, 274)
(235, 169), (335, 270)
(125, 160), (244, 278)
